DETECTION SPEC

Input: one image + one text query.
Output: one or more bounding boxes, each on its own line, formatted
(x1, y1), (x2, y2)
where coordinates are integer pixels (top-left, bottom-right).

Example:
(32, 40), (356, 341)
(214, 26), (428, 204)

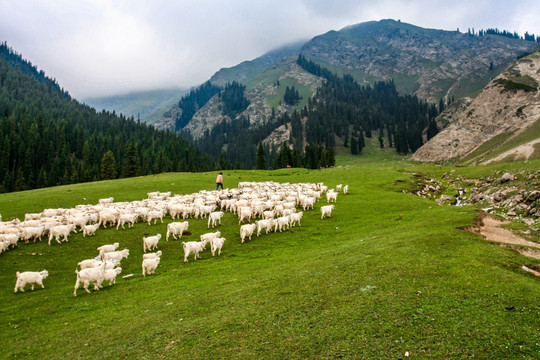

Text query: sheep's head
(40, 270), (49, 279)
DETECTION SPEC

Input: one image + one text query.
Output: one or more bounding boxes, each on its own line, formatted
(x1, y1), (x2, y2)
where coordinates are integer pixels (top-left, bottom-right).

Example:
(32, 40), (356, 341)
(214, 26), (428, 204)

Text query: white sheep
(99, 209), (119, 228)
(98, 197), (114, 205)
(207, 211), (224, 228)
(200, 231), (221, 248)
(320, 205), (335, 219)
(143, 234), (161, 253)
(262, 210), (275, 219)
(1, 233), (20, 249)
(142, 258), (160, 276)
(14, 270), (49, 293)
(48, 224), (77, 245)
(103, 267), (122, 285)
(182, 241), (205, 262)
(97, 242), (120, 259)
(20, 226), (45, 244)
(102, 249), (130, 261)
(240, 223), (257, 243)
(210, 237), (226, 257)
(142, 250), (162, 260)
(343, 185), (349, 194)
(74, 263), (105, 296)
(256, 219), (274, 236)
(166, 221), (189, 241)
(78, 256), (103, 270)
(336, 184), (343, 192)
(82, 224), (99, 237)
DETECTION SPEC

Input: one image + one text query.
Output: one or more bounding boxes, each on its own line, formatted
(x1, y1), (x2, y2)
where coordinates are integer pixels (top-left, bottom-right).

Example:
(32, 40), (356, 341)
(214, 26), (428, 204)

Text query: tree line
(0, 43), (213, 193)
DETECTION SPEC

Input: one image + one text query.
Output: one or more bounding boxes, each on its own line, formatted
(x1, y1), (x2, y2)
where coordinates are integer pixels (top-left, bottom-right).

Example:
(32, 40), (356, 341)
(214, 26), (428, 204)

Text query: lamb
(326, 191), (338, 203)
(182, 241), (206, 262)
(240, 223), (257, 243)
(116, 213), (138, 230)
(82, 224), (99, 237)
(142, 258), (160, 276)
(207, 211), (224, 228)
(74, 263), (106, 296)
(274, 215), (290, 233)
(97, 242), (119, 259)
(199, 231), (221, 248)
(102, 248), (130, 261)
(142, 250), (162, 260)
(14, 270), (49, 293)
(143, 234), (161, 253)
(210, 237), (226, 257)
(256, 219), (274, 236)
(103, 267), (122, 285)
(48, 224), (77, 245)
(166, 221), (189, 241)
(343, 185), (349, 194)
(320, 205), (335, 219)
(289, 211), (303, 227)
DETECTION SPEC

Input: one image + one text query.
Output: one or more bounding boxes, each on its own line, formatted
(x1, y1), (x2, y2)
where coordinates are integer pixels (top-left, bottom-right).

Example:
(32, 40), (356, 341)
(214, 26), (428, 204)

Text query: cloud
(1, 0), (539, 99)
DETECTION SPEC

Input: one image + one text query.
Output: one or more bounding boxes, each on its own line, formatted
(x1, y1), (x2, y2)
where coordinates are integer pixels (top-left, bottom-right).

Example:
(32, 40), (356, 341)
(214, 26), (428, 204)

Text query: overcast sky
(1, 0), (539, 99)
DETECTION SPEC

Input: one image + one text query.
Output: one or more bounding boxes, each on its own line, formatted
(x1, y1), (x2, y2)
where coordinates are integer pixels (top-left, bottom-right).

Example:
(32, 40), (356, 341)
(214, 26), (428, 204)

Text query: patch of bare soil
(465, 215), (540, 260)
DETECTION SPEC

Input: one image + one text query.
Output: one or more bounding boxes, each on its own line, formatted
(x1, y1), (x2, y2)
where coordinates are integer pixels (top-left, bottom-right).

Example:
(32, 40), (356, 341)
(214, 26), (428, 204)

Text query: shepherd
(216, 172), (224, 190)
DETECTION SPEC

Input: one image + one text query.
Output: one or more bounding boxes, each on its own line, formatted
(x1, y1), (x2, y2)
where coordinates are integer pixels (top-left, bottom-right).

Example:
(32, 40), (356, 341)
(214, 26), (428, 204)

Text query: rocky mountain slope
(412, 51), (540, 163)
(301, 19), (540, 102)
(179, 57), (322, 140)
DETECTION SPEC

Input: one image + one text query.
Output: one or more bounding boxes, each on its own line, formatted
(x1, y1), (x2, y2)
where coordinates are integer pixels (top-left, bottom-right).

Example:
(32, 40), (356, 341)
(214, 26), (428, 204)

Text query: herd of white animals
(2, 181), (348, 296)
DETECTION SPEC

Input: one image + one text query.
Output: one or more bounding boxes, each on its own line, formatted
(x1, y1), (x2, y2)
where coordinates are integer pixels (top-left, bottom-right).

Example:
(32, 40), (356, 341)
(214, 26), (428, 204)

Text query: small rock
(500, 172), (515, 183)
(507, 210), (517, 217)
(526, 191), (540, 203)
(493, 192), (506, 203)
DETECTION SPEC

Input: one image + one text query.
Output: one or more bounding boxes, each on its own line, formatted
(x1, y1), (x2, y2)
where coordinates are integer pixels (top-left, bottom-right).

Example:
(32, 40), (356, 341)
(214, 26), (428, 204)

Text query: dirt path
(481, 138), (540, 165)
(467, 215), (540, 259)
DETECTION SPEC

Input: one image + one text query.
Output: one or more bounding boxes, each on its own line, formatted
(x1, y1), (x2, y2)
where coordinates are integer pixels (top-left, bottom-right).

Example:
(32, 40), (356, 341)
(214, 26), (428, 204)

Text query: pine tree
(256, 143), (266, 170)
(350, 137), (359, 155)
(122, 138), (139, 178)
(327, 146), (336, 167)
(100, 150), (117, 180)
(217, 151), (227, 170)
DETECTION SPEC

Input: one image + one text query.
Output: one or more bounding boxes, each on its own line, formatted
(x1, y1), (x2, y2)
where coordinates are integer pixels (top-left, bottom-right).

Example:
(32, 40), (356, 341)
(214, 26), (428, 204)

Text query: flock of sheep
(2, 181), (348, 296)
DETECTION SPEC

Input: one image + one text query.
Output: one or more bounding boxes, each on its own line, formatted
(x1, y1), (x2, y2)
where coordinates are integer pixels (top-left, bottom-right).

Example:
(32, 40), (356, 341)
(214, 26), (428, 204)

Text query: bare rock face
(412, 52), (540, 163)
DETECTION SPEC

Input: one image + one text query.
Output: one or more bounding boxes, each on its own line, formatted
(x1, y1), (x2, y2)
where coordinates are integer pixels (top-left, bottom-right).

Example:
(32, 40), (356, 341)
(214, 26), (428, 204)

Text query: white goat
(82, 224), (99, 237)
(143, 234), (161, 253)
(343, 185), (349, 194)
(116, 213), (138, 230)
(102, 249), (130, 261)
(210, 237), (226, 257)
(166, 221), (189, 241)
(289, 211), (303, 227)
(274, 216), (290, 233)
(74, 263), (105, 296)
(103, 267), (122, 285)
(207, 211), (224, 228)
(182, 241), (205, 262)
(142, 258), (160, 276)
(48, 224), (77, 245)
(326, 191), (337, 203)
(200, 231), (221, 248)
(97, 243), (120, 259)
(320, 205), (335, 219)
(14, 270), (49, 292)
(142, 250), (162, 260)
(256, 219), (274, 236)
(240, 223), (257, 243)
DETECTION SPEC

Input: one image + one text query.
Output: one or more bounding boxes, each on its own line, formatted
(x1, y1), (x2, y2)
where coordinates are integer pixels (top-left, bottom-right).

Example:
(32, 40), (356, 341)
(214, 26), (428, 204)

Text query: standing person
(216, 172), (223, 190)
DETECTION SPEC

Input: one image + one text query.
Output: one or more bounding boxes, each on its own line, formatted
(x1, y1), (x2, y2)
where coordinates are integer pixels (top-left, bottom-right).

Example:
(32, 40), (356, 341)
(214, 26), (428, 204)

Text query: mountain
(83, 88), (187, 124)
(301, 19), (540, 102)
(209, 41), (306, 87)
(412, 51), (540, 164)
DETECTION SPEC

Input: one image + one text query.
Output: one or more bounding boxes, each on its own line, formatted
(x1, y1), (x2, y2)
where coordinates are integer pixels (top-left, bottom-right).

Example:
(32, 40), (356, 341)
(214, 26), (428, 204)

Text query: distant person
(216, 172), (223, 190)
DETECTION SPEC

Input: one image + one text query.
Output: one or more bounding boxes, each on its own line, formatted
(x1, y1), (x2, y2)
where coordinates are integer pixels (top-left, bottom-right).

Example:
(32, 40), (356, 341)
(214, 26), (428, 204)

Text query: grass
(1, 151), (539, 359)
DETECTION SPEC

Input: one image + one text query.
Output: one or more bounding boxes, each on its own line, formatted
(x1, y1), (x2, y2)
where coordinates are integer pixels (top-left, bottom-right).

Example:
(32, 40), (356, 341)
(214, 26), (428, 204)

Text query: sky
(1, 0), (539, 100)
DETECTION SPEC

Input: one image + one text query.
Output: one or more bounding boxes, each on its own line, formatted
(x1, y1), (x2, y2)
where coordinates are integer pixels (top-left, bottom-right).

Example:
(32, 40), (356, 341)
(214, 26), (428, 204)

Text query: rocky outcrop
(412, 52), (540, 163)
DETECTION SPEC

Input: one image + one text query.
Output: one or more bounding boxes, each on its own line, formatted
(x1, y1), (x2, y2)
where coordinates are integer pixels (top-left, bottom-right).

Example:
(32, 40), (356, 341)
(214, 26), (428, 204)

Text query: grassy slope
(0, 151), (538, 359)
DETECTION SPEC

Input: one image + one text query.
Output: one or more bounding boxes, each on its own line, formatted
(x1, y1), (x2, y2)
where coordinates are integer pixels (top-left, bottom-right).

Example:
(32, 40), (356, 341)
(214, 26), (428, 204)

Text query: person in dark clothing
(216, 172), (223, 190)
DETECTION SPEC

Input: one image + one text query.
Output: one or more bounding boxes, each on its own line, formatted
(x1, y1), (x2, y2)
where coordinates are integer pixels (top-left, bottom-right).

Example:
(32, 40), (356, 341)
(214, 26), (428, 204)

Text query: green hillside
(1, 153), (538, 359)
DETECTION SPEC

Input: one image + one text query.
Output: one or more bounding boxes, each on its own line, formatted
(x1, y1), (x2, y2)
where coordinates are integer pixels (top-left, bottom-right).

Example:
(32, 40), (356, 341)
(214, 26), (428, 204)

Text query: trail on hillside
(466, 215), (540, 260)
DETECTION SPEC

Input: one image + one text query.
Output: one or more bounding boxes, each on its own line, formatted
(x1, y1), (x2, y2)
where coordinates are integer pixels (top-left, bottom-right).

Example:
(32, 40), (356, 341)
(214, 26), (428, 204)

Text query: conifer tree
(327, 146), (336, 167)
(100, 150), (117, 180)
(256, 143), (266, 170)
(122, 138), (139, 178)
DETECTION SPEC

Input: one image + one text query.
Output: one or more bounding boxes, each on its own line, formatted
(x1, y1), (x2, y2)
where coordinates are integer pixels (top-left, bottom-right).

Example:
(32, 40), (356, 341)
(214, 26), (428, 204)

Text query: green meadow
(0, 154), (538, 359)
